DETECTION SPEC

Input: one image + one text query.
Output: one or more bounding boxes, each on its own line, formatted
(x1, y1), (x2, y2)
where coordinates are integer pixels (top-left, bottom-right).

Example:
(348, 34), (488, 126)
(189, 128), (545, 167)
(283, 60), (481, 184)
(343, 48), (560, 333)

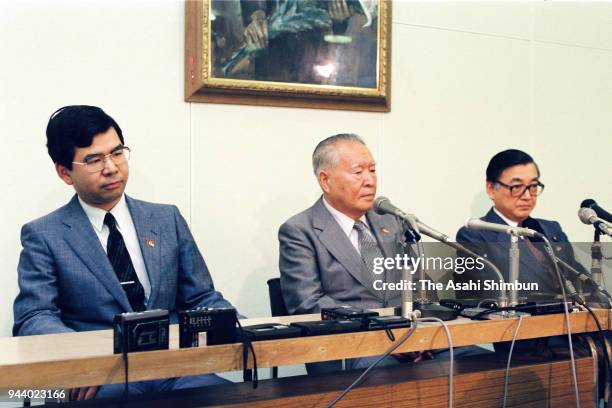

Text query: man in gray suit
(279, 134), (414, 372)
(279, 133), (405, 316)
(13, 105), (234, 400)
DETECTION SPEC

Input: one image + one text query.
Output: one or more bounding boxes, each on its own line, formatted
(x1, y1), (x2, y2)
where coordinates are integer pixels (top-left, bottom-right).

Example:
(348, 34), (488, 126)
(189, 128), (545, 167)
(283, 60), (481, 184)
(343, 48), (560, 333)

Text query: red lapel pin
(145, 239), (155, 248)
(380, 226), (390, 234)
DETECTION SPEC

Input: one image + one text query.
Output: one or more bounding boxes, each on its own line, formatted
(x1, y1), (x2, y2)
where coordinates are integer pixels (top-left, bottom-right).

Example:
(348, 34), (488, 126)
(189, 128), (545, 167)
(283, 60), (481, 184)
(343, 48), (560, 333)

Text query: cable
(418, 317), (454, 408)
(540, 236), (580, 408)
(502, 314), (523, 408)
(325, 320), (419, 408)
(554, 256), (612, 303)
(236, 319), (258, 388)
(582, 303), (612, 406)
(116, 348), (129, 407)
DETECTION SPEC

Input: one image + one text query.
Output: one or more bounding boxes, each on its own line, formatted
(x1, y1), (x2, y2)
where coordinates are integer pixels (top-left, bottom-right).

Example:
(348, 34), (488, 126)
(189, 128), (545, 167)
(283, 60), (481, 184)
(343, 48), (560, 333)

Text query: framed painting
(185, 0), (391, 111)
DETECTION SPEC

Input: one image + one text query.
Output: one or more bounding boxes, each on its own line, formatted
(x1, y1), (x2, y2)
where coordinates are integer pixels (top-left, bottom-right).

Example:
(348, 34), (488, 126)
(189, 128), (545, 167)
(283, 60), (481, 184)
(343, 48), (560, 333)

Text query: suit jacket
(455, 207), (588, 299)
(279, 197), (406, 315)
(13, 194), (232, 336)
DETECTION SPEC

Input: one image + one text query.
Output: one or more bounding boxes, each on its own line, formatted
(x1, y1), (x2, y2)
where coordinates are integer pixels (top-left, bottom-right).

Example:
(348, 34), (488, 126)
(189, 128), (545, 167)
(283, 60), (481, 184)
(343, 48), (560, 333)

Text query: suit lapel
(61, 195), (132, 312)
(126, 196), (161, 308)
(313, 198), (382, 299)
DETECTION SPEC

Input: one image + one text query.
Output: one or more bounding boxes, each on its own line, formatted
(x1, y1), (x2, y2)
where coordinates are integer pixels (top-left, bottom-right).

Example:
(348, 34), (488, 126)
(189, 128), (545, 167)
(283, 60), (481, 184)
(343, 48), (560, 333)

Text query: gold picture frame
(185, 0), (391, 112)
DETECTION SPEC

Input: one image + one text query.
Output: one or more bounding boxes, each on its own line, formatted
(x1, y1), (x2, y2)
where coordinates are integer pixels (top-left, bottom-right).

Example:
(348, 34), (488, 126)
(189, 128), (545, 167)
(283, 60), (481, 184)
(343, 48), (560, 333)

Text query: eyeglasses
(72, 147), (131, 173)
(495, 180), (545, 197)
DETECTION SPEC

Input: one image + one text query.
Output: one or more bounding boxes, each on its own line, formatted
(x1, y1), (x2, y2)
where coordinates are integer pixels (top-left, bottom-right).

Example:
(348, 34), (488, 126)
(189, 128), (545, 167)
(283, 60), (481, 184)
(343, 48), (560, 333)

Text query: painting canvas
(185, 0), (391, 111)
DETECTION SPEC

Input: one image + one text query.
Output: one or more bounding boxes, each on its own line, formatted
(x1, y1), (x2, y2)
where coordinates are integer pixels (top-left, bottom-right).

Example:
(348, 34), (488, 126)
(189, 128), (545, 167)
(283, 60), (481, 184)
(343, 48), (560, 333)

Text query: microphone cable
(236, 319), (259, 389)
(114, 347), (129, 407)
(554, 254), (611, 382)
(555, 257), (612, 304)
(326, 316), (455, 408)
(540, 236), (580, 408)
(581, 303), (611, 407)
(501, 314), (523, 408)
(325, 320), (419, 408)
(417, 317), (454, 408)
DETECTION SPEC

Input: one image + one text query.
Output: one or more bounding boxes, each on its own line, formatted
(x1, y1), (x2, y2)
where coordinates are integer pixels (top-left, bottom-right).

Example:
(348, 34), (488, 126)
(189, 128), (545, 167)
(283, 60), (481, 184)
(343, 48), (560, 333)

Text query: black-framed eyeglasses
(495, 180), (545, 197)
(72, 146), (131, 173)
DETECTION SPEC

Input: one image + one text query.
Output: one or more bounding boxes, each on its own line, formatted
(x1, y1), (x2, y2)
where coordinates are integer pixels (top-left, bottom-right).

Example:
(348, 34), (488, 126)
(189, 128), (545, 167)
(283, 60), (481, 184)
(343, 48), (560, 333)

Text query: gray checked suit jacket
(13, 194), (232, 336)
(279, 197), (406, 315)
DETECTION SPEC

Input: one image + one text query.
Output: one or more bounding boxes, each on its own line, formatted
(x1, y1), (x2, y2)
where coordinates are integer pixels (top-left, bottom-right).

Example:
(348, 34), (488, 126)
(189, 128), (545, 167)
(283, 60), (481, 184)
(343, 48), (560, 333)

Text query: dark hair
(486, 149), (540, 182)
(46, 105), (124, 169)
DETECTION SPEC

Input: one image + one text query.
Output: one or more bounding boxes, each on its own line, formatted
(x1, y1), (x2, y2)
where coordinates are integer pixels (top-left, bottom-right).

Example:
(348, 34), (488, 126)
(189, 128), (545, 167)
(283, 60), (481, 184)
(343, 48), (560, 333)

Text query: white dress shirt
(493, 207), (528, 240)
(79, 195), (151, 303)
(322, 197), (373, 254)
(493, 207), (519, 227)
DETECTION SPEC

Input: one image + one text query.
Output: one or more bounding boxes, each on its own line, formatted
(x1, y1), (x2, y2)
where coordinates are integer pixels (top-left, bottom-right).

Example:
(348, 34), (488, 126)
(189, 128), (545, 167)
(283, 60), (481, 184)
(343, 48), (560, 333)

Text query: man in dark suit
(455, 149), (588, 301)
(13, 105), (234, 400)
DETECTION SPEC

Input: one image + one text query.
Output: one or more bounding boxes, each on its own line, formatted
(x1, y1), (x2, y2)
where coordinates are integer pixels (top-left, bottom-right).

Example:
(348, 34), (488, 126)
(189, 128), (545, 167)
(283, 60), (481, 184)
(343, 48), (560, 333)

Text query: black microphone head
(580, 198), (596, 209)
(373, 196), (390, 215)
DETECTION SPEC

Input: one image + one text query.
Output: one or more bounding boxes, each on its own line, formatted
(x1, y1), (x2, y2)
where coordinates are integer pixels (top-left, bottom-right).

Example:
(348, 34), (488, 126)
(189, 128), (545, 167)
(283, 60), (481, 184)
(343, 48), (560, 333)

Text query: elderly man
(278, 134), (418, 374)
(279, 134), (485, 372)
(279, 133), (405, 317)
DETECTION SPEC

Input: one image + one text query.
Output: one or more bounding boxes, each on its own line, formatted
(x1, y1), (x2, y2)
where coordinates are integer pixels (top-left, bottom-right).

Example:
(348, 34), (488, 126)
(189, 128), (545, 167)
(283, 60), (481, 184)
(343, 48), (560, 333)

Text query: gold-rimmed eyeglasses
(72, 146), (131, 173)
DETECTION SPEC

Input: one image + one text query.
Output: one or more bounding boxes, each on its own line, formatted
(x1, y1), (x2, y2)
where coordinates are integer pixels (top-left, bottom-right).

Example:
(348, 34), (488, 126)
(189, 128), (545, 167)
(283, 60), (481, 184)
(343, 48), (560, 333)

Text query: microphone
(580, 199), (612, 223)
(374, 197), (509, 306)
(374, 196), (410, 219)
(578, 207), (612, 236)
(374, 197), (446, 241)
(464, 218), (543, 238)
(415, 220), (452, 243)
(374, 197), (421, 240)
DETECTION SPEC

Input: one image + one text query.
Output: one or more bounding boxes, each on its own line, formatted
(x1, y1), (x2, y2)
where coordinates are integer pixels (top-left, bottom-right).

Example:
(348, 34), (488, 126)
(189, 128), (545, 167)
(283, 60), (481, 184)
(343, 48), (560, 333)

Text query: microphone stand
(591, 230), (603, 287)
(508, 233), (520, 310)
(398, 219), (415, 320)
(400, 218), (458, 321)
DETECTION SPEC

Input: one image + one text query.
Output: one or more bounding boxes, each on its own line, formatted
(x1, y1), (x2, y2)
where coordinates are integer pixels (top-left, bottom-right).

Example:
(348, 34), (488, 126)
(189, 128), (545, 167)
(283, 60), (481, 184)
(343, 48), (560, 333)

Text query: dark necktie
(104, 212), (146, 312)
(519, 226), (560, 292)
(353, 220), (384, 288)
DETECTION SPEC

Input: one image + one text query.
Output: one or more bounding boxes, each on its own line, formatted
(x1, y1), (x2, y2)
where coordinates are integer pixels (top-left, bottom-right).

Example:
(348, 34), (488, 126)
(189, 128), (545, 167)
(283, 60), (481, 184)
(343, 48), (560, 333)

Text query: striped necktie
(353, 220), (384, 283)
(104, 212), (146, 312)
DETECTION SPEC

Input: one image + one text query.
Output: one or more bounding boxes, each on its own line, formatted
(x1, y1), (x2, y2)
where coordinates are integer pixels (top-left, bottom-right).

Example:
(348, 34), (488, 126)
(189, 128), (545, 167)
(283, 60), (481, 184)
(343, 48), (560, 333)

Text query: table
(0, 308), (609, 390)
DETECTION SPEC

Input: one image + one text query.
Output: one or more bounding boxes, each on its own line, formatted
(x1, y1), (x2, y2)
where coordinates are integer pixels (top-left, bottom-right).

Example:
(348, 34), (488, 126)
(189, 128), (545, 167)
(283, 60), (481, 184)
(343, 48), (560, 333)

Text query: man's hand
(69, 386), (99, 401)
(244, 10), (268, 51)
(329, 0), (352, 22)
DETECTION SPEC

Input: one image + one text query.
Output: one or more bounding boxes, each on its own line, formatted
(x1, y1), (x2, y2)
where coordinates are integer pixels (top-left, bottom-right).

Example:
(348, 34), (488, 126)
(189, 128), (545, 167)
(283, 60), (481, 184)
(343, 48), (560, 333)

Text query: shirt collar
(493, 207), (519, 228)
(78, 194), (129, 232)
(322, 197), (368, 237)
